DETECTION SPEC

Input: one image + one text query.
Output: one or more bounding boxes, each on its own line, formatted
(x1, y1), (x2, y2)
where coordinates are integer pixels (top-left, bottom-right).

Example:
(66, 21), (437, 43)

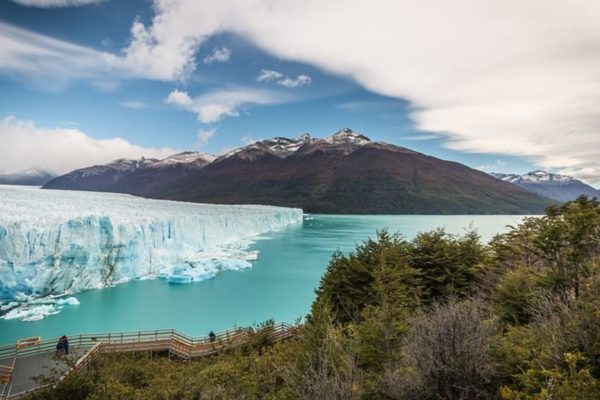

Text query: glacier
(0, 185), (302, 320)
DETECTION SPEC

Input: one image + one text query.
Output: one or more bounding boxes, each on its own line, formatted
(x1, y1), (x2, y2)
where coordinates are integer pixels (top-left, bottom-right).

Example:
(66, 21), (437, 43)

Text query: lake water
(0, 214), (525, 344)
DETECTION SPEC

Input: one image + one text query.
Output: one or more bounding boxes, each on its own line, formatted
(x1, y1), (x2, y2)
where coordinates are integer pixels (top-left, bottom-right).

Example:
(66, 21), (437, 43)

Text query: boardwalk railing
(0, 364), (14, 384)
(0, 322), (300, 391)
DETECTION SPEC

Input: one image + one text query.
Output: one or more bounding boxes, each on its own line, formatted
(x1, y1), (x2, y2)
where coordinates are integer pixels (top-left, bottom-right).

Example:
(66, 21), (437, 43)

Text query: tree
(315, 230), (419, 324)
(411, 228), (485, 302)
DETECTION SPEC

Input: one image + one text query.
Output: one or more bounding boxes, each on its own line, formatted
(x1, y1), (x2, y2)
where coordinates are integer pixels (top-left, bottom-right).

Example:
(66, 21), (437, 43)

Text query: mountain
(492, 170), (600, 202)
(44, 129), (550, 214)
(44, 152), (215, 193)
(0, 169), (56, 186)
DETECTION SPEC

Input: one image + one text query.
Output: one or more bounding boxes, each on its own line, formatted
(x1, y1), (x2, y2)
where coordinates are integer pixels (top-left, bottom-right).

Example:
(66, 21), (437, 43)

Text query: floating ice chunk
(220, 259), (252, 271)
(0, 295), (80, 321)
(3, 304), (60, 322)
(56, 297), (80, 306)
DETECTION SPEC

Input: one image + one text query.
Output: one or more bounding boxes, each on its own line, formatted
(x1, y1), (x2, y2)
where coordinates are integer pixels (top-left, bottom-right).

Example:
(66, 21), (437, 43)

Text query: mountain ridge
(492, 170), (600, 202)
(0, 169), (56, 186)
(44, 129), (551, 214)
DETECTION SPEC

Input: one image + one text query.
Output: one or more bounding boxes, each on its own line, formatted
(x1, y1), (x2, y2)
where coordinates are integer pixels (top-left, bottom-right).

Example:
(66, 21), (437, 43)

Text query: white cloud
(403, 134), (440, 141)
(0, 21), (140, 88)
(0, 20), (190, 85)
(257, 69), (310, 88)
(165, 89), (194, 108)
(126, 0), (600, 184)
(476, 159), (508, 173)
(165, 87), (286, 124)
(119, 100), (148, 110)
(277, 74), (311, 88)
(121, 14), (205, 81)
(257, 69), (283, 82)
(0, 116), (176, 174)
(195, 128), (216, 147)
(203, 47), (232, 64)
(10, 0), (104, 7)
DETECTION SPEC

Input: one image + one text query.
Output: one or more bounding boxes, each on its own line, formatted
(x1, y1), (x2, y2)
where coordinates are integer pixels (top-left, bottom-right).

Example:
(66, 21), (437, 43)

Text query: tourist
(56, 336), (65, 355)
(56, 335), (70, 355)
(209, 331), (216, 343)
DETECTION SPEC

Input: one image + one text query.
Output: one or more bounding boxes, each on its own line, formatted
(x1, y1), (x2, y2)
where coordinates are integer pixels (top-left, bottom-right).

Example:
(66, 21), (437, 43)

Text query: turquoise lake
(0, 214), (526, 344)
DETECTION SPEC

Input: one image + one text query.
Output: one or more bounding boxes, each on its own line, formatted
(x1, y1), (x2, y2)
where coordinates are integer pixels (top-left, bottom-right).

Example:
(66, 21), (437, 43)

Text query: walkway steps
(0, 322), (299, 399)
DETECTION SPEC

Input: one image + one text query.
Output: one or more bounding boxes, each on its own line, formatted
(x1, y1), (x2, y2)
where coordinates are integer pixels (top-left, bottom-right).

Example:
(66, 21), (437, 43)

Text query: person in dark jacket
(56, 336), (64, 355)
(208, 331), (216, 343)
(56, 335), (69, 355)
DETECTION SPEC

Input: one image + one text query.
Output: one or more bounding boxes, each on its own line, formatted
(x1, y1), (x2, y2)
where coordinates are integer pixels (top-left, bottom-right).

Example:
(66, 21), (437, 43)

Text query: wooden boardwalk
(0, 323), (298, 399)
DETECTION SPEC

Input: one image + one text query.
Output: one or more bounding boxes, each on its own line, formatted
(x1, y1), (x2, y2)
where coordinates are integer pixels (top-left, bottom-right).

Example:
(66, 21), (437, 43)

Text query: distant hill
(0, 169), (56, 186)
(492, 170), (600, 202)
(43, 153), (215, 193)
(44, 129), (550, 214)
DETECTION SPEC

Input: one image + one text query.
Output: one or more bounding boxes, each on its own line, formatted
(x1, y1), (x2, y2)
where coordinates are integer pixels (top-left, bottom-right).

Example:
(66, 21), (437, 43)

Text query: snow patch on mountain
(150, 151), (217, 168)
(323, 128), (371, 145)
(491, 170), (600, 202)
(79, 157), (158, 177)
(493, 170), (577, 185)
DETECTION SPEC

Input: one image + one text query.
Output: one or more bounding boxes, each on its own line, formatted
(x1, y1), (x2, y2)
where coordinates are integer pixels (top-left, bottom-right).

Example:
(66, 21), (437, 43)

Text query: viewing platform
(0, 323), (299, 399)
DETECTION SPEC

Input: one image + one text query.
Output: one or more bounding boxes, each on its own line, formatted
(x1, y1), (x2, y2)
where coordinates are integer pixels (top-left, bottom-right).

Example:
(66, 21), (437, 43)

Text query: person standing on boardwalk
(209, 331), (216, 343)
(56, 336), (64, 355)
(56, 335), (69, 355)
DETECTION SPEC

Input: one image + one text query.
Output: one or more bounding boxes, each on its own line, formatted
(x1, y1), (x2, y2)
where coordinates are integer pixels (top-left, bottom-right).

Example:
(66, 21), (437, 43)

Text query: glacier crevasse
(0, 186), (302, 306)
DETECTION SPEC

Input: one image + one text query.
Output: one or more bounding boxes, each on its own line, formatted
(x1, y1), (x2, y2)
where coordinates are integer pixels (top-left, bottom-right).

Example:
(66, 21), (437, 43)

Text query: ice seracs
(0, 185), (302, 321)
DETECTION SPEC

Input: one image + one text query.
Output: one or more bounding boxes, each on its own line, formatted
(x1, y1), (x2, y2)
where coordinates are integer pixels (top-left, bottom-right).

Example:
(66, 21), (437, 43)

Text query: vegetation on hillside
(28, 196), (600, 399)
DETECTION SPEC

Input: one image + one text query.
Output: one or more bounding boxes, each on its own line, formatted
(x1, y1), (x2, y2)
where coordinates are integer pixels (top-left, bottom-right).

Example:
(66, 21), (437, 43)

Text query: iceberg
(0, 185), (302, 319)
(2, 296), (80, 321)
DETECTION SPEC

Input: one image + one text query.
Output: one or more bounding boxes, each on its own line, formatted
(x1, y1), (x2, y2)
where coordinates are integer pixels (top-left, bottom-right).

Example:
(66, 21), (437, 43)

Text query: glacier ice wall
(0, 185), (302, 306)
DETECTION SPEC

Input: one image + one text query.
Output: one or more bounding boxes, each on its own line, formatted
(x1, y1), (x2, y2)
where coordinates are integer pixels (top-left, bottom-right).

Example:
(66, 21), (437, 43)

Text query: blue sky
(1, 0), (598, 185)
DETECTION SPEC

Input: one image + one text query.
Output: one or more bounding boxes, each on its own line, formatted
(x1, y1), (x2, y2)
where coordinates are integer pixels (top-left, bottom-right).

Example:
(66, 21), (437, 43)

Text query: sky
(0, 0), (599, 185)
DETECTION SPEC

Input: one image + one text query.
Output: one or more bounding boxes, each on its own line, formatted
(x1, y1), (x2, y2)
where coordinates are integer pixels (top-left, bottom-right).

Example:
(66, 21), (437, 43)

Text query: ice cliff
(0, 185), (302, 319)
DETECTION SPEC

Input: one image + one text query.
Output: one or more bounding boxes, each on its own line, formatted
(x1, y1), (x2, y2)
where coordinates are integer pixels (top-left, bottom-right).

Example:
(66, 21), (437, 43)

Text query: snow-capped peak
(151, 151), (216, 167)
(520, 170), (575, 184)
(79, 158), (149, 177)
(21, 168), (49, 177)
(324, 128), (371, 145)
(262, 137), (304, 155)
(492, 170), (576, 185)
(218, 128), (373, 162)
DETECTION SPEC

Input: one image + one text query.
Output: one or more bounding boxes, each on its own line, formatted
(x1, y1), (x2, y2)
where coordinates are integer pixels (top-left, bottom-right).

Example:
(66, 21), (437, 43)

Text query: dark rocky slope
(45, 129), (550, 214)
